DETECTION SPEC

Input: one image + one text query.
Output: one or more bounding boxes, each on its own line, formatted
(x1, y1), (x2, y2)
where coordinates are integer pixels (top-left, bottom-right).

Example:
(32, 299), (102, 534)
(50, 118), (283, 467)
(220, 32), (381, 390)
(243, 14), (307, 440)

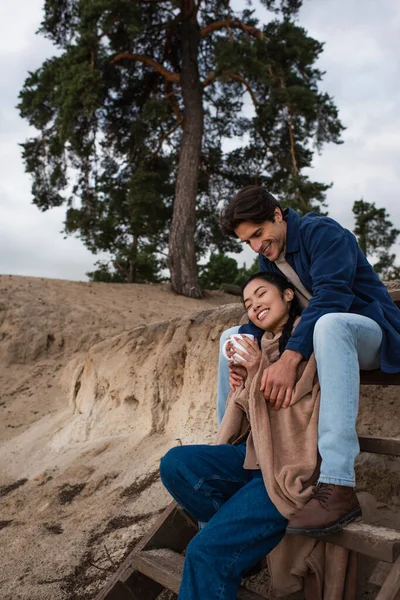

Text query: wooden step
(376, 555), (400, 600)
(360, 370), (400, 385)
(317, 522), (400, 563)
(132, 548), (268, 599)
(358, 436), (400, 456)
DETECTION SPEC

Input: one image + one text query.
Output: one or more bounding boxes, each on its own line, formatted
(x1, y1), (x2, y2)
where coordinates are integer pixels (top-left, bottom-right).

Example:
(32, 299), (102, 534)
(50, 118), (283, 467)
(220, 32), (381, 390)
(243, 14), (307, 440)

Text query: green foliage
(87, 247), (165, 283)
(199, 254), (240, 290)
(19, 0), (344, 283)
(236, 258), (261, 286)
(353, 199), (400, 280)
(199, 254), (259, 290)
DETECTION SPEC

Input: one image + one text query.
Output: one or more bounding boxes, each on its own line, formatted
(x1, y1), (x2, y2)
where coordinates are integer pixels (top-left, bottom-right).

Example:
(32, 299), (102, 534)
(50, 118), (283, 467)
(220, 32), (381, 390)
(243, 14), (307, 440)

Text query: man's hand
(260, 349), (303, 410)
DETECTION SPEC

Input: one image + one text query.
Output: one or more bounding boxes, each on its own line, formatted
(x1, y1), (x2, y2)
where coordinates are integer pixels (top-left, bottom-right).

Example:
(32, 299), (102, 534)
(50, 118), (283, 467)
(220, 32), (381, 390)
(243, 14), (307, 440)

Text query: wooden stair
(95, 497), (400, 600)
(95, 288), (400, 599)
(132, 548), (266, 599)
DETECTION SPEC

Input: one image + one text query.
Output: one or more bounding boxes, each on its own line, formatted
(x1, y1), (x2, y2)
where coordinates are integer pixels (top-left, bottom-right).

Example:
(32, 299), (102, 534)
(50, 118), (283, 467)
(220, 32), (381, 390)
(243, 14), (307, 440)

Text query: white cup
(222, 334), (255, 364)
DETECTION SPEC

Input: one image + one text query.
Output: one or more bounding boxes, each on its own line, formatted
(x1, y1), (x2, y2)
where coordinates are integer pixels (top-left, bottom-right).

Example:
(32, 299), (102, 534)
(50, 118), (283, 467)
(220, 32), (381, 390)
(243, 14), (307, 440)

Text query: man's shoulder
(300, 212), (340, 227)
(299, 212), (348, 237)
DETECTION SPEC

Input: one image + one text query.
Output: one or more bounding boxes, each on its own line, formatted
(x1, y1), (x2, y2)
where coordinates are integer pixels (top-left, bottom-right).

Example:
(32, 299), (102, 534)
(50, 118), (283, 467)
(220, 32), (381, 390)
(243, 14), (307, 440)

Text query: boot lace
(311, 483), (334, 507)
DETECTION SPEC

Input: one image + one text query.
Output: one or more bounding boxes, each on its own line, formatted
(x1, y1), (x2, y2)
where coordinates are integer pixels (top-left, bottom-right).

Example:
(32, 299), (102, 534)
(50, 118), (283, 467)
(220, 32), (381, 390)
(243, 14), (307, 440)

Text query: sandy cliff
(0, 275), (242, 600)
(0, 275), (399, 600)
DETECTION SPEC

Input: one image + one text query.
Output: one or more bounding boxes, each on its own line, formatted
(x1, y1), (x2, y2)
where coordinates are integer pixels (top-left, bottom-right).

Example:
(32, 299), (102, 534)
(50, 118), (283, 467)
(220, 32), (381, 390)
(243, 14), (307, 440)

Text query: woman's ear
(284, 288), (294, 302)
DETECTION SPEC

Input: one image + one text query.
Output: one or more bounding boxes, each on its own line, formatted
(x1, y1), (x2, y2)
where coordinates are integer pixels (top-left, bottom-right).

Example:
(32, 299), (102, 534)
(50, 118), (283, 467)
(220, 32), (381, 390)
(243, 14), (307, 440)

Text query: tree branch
(164, 80), (182, 120)
(203, 71), (260, 107)
(226, 73), (260, 106)
(202, 71), (216, 88)
(153, 117), (184, 157)
(286, 103), (299, 176)
(201, 19), (264, 40)
(110, 53), (180, 82)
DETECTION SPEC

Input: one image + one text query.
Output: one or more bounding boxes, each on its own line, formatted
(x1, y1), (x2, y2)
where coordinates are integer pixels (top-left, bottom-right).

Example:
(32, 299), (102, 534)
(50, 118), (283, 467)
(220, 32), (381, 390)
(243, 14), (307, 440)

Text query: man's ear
(274, 207), (283, 223)
(284, 288), (294, 302)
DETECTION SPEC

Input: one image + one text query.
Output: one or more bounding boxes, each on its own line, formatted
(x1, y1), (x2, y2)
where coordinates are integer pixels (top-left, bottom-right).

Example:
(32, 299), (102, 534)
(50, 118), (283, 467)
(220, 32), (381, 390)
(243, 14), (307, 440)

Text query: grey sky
(1, 0), (399, 280)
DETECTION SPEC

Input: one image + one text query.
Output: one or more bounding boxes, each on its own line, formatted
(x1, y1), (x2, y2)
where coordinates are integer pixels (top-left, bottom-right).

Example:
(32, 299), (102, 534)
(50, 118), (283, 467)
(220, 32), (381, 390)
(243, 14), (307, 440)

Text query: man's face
(234, 209), (287, 262)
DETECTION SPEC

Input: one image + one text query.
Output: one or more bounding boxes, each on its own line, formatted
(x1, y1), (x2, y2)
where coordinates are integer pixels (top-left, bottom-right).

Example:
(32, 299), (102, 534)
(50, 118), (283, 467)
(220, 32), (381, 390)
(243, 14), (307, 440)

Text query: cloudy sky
(1, 0), (399, 281)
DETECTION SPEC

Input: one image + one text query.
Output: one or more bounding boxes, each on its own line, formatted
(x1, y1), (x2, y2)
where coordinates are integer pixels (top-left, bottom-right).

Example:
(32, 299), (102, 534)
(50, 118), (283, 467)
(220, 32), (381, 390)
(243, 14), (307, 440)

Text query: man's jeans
(160, 442), (287, 600)
(217, 313), (382, 486)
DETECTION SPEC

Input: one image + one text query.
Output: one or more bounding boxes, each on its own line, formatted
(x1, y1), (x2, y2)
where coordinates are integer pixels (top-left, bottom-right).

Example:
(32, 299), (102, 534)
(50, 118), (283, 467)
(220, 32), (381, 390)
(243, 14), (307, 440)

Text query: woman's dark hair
(242, 272), (301, 355)
(219, 185), (282, 237)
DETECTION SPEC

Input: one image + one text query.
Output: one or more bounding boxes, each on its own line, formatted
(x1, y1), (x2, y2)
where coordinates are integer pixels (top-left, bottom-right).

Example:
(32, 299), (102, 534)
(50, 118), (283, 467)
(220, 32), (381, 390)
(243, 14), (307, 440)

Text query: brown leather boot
(286, 483), (362, 536)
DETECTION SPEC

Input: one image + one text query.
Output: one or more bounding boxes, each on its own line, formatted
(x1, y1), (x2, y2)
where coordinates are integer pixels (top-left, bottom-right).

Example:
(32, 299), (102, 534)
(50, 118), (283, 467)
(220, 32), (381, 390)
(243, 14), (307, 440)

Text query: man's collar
(284, 208), (301, 254)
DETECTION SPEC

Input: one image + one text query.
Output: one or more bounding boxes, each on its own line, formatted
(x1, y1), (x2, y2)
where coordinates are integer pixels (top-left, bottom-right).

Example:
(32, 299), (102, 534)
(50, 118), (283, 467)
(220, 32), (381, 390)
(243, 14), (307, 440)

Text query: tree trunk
(168, 2), (203, 298)
(127, 234), (138, 283)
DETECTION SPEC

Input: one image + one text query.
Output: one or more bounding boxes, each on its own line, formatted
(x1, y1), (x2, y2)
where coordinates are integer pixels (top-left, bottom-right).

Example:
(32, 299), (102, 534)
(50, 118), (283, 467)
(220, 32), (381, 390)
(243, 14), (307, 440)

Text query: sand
(0, 274), (399, 600)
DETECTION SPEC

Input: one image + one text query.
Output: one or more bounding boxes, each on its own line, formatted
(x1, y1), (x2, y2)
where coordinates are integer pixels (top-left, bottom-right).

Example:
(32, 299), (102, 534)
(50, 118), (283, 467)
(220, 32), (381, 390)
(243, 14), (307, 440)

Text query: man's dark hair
(219, 185), (282, 237)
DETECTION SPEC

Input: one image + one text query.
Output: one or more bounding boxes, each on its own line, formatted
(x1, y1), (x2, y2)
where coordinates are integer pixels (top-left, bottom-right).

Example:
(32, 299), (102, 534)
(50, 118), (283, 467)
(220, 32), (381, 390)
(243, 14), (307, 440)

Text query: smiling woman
(243, 274), (296, 335)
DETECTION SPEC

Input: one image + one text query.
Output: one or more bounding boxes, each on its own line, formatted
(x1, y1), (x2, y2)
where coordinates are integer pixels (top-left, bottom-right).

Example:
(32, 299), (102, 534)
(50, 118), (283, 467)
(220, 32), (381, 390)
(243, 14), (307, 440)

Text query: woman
(160, 273), (320, 600)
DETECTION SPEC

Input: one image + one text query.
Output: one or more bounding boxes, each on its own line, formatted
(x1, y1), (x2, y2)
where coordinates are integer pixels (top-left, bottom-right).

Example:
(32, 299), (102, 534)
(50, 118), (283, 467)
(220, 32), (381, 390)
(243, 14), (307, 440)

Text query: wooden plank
(370, 562), (393, 586)
(124, 572), (164, 599)
(359, 436), (400, 456)
(101, 580), (138, 600)
(95, 559), (139, 600)
(375, 555), (400, 600)
(388, 290), (400, 307)
(95, 505), (177, 600)
(132, 548), (268, 599)
(361, 290), (399, 387)
(95, 503), (196, 600)
(317, 522), (400, 563)
(95, 565), (164, 600)
(137, 502), (197, 553)
(360, 370), (400, 385)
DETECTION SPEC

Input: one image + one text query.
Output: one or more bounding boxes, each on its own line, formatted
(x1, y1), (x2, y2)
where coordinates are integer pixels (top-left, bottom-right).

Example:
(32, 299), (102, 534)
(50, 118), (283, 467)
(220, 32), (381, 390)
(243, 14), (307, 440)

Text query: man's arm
(262, 216), (359, 409)
(285, 216), (358, 359)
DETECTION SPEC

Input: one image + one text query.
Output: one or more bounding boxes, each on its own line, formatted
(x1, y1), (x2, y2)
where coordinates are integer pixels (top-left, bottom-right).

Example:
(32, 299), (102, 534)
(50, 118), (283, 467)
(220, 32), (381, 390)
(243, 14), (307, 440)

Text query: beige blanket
(216, 330), (356, 599)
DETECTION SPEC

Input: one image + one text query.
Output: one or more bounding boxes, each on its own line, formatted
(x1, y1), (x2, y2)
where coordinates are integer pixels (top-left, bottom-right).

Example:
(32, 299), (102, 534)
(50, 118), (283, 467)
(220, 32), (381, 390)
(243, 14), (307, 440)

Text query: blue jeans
(217, 313), (382, 486)
(160, 443), (287, 600)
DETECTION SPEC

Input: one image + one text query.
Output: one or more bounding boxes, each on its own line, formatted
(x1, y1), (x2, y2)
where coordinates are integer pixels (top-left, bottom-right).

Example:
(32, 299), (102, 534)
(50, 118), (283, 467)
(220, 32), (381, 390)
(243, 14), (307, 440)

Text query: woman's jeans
(160, 442), (287, 600)
(217, 313), (383, 486)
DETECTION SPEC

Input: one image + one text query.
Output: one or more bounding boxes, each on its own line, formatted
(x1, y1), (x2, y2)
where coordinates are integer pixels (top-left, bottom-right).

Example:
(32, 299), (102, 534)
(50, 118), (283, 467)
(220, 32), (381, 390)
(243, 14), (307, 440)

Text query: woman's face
(243, 279), (294, 333)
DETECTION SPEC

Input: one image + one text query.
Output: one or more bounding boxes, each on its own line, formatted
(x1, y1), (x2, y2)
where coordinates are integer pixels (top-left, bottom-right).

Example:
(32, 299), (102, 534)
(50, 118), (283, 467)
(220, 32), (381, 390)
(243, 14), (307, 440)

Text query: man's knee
(313, 313), (350, 346)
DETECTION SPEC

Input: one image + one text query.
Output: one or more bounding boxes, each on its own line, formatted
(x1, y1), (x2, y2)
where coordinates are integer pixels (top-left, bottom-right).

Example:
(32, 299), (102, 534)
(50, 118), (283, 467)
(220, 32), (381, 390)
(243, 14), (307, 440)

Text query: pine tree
(19, 0), (344, 294)
(353, 199), (400, 280)
(199, 255), (259, 289)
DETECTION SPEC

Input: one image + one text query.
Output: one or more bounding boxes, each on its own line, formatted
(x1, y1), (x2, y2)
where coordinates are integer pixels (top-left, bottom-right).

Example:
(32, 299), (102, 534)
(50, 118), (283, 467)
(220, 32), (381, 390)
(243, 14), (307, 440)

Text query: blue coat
(239, 208), (400, 373)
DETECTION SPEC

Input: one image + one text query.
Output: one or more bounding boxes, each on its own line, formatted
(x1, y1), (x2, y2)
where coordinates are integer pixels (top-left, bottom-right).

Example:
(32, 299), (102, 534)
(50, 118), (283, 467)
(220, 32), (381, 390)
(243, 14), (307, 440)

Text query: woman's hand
(232, 337), (262, 379)
(228, 362), (247, 391)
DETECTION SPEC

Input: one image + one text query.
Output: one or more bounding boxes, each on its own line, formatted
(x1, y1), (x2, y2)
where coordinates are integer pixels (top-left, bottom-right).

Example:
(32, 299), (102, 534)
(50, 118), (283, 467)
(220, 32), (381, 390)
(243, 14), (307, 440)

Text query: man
(218, 185), (400, 535)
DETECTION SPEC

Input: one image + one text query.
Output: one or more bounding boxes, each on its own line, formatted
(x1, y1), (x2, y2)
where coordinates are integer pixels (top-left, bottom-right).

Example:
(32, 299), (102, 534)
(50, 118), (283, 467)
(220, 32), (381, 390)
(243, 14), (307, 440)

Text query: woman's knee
(160, 446), (186, 487)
